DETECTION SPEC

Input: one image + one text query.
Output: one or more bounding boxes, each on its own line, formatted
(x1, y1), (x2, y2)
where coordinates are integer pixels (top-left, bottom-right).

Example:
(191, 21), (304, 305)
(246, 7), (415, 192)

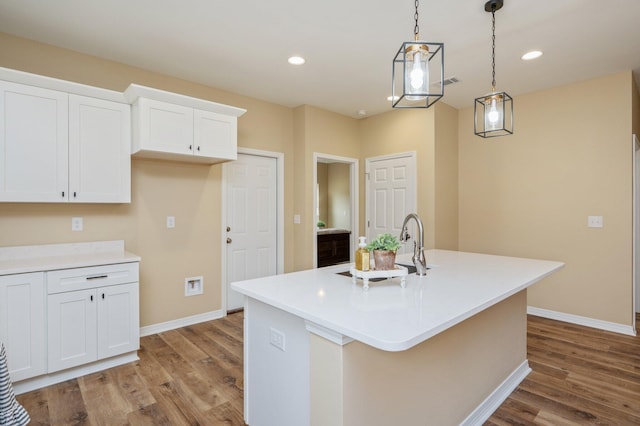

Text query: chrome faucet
(399, 213), (428, 276)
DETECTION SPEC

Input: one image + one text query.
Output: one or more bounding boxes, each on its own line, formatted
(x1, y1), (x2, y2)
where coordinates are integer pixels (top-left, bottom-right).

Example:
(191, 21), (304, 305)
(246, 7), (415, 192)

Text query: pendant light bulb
(487, 97), (500, 125)
(410, 52), (424, 89)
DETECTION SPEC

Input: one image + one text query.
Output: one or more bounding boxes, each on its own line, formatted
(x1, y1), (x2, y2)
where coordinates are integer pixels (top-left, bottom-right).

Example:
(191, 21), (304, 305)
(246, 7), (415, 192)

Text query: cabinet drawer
(47, 262), (139, 294)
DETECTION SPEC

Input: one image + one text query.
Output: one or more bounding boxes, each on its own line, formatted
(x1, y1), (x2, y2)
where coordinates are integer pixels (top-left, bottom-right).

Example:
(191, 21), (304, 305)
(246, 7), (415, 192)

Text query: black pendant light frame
(392, 0), (445, 109)
(474, 0), (513, 137)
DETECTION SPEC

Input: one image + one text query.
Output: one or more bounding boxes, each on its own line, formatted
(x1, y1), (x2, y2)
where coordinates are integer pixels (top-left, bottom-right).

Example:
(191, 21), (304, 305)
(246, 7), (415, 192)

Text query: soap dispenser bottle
(355, 236), (370, 271)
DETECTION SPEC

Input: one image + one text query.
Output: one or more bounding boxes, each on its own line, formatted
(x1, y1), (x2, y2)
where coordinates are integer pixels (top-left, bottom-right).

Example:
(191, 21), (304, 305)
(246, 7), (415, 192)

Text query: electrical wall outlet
(269, 327), (286, 351)
(587, 215), (603, 228)
(71, 217), (83, 231)
(293, 214), (301, 224)
(166, 216), (175, 228)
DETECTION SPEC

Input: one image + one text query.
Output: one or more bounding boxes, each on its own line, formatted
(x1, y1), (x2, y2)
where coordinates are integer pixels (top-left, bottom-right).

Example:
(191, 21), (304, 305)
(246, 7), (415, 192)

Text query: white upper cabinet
(134, 98), (194, 156)
(0, 81), (69, 202)
(69, 95), (131, 203)
(125, 84), (246, 164)
(0, 68), (131, 203)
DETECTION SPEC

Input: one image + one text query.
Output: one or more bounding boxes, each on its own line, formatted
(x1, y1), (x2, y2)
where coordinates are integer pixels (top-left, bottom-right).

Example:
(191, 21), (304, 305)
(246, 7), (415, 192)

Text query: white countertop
(232, 249), (564, 352)
(0, 240), (140, 275)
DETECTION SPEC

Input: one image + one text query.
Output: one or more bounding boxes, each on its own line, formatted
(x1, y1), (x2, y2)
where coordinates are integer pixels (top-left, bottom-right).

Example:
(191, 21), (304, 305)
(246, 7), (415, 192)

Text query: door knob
(227, 237), (232, 244)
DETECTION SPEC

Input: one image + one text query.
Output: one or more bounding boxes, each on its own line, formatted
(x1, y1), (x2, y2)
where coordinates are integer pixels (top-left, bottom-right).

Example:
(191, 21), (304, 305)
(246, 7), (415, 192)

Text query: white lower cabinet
(0, 272), (46, 382)
(48, 282), (139, 373)
(47, 263), (139, 373)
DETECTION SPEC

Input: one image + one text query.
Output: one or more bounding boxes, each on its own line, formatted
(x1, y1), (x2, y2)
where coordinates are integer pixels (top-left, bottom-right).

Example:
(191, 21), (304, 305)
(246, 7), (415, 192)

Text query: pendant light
(392, 0), (444, 109)
(474, 0), (513, 137)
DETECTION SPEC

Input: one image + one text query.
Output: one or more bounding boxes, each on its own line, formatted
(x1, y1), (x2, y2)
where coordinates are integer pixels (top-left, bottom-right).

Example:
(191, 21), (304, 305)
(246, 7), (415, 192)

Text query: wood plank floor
(16, 313), (640, 425)
(487, 313), (640, 425)
(18, 313), (246, 425)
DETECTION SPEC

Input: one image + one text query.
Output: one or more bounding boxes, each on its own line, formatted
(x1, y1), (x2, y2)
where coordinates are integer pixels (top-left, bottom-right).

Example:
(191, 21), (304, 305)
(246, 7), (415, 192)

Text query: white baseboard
(527, 306), (637, 336)
(14, 352), (139, 395)
(461, 360), (531, 426)
(140, 309), (225, 337)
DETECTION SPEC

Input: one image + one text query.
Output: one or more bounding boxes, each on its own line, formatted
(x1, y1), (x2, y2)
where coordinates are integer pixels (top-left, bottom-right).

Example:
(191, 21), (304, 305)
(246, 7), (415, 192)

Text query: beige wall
(293, 106), (360, 270)
(357, 104), (459, 249)
(0, 31), (636, 328)
(0, 33), (295, 327)
(459, 71), (635, 325)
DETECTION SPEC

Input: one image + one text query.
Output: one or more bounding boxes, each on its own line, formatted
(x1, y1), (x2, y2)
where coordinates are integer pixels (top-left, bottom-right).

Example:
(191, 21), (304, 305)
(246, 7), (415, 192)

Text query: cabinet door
(97, 282), (139, 359)
(48, 288), (98, 372)
(135, 98), (193, 156)
(0, 81), (68, 202)
(194, 109), (237, 160)
(0, 272), (46, 381)
(69, 95), (131, 203)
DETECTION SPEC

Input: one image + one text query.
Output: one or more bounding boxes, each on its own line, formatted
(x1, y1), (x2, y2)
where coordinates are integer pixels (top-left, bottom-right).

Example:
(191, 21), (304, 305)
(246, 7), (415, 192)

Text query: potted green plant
(317, 220), (326, 229)
(366, 233), (401, 270)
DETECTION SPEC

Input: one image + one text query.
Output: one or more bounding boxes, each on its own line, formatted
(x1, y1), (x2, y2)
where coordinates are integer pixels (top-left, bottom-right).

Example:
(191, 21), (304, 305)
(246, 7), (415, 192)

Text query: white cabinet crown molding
(123, 84), (246, 117)
(0, 66), (127, 103)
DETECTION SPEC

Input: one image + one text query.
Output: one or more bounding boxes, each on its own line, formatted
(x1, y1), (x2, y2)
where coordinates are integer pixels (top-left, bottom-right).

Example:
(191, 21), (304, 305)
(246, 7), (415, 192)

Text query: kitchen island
(231, 249), (563, 425)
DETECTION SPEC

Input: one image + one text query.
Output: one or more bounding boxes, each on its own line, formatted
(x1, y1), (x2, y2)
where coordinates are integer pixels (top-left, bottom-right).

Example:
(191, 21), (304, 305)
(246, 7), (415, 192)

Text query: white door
(366, 153), (417, 254)
(226, 154), (278, 311)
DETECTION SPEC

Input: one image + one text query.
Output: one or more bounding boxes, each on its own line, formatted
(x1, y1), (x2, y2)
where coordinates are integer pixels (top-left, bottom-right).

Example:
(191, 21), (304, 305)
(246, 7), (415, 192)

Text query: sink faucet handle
(400, 227), (411, 242)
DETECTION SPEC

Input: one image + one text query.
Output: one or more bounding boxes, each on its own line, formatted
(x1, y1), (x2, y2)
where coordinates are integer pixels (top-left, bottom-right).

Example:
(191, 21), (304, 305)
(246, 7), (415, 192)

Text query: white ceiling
(1, 0), (640, 118)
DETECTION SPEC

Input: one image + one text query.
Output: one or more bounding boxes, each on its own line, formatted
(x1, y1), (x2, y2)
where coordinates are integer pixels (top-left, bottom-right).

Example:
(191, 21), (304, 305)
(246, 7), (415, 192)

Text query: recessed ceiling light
(357, 110), (367, 117)
(288, 56), (305, 65)
(521, 50), (543, 61)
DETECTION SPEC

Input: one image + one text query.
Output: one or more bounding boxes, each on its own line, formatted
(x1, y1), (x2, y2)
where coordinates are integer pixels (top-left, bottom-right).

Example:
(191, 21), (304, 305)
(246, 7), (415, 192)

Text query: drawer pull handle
(86, 275), (108, 280)
(90, 295), (94, 302)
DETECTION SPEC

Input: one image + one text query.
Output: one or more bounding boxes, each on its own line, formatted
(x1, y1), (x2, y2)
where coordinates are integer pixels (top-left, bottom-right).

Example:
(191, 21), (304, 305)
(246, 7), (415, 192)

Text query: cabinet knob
(226, 237), (232, 244)
(90, 295), (94, 302)
(189, 145), (192, 151)
(197, 146), (200, 151)
(62, 191), (65, 198)
(73, 192), (77, 198)
(226, 226), (231, 232)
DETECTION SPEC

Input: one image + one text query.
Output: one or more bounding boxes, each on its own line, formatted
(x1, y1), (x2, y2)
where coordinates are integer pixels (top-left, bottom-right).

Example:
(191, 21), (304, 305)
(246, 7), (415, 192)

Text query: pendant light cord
(491, 5), (496, 92)
(414, 0), (420, 41)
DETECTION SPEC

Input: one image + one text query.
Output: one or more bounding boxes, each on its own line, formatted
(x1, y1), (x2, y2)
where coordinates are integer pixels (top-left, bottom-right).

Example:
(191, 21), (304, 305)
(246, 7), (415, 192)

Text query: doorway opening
(313, 153), (359, 268)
